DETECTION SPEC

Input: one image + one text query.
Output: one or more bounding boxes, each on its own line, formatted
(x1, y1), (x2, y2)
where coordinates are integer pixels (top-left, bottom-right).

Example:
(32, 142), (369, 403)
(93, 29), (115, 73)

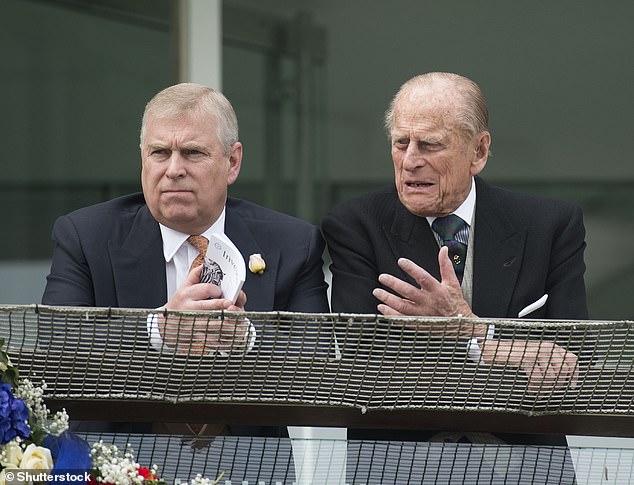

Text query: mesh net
(2, 304), (632, 416)
(2, 304), (634, 484)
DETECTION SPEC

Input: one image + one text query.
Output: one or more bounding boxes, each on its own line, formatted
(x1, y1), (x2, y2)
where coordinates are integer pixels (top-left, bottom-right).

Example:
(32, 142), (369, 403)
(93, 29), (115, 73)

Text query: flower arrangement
(0, 338), (222, 485)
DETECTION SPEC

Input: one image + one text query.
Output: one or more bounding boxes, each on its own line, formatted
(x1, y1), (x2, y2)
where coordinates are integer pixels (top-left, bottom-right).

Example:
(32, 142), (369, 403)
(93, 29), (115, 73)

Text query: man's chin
(156, 212), (202, 232)
(398, 194), (437, 218)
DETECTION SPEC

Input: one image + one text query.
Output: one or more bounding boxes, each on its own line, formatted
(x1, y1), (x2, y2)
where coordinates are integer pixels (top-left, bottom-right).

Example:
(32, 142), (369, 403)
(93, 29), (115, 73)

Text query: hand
(160, 266), (249, 354)
(166, 266), (247, 311)
(481, 339), (579, 392)
(372, 247), (487, 338)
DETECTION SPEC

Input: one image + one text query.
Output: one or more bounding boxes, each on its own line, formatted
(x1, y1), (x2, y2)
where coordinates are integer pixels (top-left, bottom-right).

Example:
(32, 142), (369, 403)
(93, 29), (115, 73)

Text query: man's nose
(402, 143), (426, 170)
(165, 152), (186, 178)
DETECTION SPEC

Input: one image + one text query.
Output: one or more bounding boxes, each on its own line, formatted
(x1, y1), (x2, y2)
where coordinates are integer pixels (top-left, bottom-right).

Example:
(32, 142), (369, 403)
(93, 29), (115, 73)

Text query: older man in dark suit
(322, 74), (588, 482)
(323, 72), (586, 387)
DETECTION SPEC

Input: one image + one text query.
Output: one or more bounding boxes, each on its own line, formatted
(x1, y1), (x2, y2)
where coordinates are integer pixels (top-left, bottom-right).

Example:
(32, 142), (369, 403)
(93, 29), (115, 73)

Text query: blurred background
(1, 0), (633, 320)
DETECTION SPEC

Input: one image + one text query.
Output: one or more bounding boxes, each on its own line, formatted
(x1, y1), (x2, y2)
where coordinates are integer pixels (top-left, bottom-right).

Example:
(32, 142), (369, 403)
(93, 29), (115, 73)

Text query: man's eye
(420, 141), (443, 151)
(151, 149), (169, 156)
(394, 138), (409, 148)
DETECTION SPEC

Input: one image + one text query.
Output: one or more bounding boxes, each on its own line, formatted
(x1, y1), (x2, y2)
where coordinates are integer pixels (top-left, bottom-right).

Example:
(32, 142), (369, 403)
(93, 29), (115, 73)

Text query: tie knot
(187, 235), (209, 271)
(188, 235), (209, 253)
(432, 214), (467, 243)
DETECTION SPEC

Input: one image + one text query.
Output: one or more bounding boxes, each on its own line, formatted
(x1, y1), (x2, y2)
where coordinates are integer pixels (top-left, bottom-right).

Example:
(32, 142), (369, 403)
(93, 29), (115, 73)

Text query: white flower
(248, 253), (266, 275)
(0, 439), (23, 467)
(14, 379), (69, 436)
(19, 444), (53, 471)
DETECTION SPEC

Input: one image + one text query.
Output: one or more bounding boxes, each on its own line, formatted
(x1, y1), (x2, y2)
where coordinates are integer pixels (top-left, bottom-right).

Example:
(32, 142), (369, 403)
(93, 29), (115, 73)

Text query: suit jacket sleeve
(322, 200), (384, 314)
(42, 214), (97, 306)
(285, 224), (331, 313)
(542, 204), (588, 320)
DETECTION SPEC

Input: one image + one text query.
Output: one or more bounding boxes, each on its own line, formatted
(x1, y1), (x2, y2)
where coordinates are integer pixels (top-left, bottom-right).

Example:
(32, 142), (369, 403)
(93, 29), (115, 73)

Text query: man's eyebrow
(420, 136), (445, 145)
(146, 142), (168, 150)
(179, 142), (207, 151)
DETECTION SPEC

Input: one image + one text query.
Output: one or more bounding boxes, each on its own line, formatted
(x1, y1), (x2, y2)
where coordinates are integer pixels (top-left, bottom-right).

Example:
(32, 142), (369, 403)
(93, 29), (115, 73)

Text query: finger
(373, 288), (415, 315)
(538, 349), (571, 391)
(376, 303), (405, 317)
(396, 258), (440, 289)
(234, 290), (247, 309)
(527, 358), (556, 392)
(204, 318), (249, 349)
(437, 246), (461, 287)
(531, 350), (557, 390)
(184, 296), (232, 312)
(543, 346), (578, 389)
(376, 304), (425, 332)
(185, 264), (204, 285)
(377, 273), (425, 302)
(187, 283), (224, 302)
(559, 350), (580, 387)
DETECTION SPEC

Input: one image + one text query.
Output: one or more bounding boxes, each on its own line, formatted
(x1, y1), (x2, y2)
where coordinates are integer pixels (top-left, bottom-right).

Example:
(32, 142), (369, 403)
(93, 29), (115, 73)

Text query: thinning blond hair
(140, 83), (239, 156)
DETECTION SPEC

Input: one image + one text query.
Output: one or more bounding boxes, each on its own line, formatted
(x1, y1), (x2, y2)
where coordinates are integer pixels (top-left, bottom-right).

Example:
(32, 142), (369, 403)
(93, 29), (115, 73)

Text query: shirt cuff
(466, 324), (495, 364)
(147, 309), (169, 353)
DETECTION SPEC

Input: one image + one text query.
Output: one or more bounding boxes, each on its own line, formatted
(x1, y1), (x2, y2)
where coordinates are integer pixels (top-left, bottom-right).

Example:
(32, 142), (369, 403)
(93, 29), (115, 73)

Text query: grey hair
(384, 72), (489, 141)
(140, 83), (239, 156)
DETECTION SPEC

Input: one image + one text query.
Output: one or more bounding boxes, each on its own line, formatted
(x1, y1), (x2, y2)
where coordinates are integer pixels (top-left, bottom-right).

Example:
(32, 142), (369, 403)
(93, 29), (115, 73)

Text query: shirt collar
(426, 177), (476, 227)
(159, 208), (226, 262)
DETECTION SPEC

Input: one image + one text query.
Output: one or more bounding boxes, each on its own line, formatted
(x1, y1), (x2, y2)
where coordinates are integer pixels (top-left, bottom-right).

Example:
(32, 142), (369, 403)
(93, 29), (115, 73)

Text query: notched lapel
(109, 206), (167, 308)
(225, 210), (278, 311)
(384, 203), (441, 283)
(472, 184), (527, 317)
(242, 250), (280, 311)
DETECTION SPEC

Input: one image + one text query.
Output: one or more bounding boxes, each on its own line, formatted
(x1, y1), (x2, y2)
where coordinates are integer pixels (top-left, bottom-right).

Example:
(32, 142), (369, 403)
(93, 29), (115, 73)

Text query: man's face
(141, 112), (241, 234)
(391, 97), (489, 217)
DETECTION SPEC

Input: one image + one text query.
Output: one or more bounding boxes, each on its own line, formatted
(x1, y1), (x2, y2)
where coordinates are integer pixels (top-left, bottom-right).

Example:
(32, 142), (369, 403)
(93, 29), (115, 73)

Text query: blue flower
(45, 430), (92, 470)
(0, 381), (31, 444)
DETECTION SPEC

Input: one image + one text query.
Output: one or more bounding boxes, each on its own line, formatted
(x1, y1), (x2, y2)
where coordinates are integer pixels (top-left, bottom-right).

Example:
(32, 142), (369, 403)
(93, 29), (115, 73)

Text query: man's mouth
(405, 182), (433, 187)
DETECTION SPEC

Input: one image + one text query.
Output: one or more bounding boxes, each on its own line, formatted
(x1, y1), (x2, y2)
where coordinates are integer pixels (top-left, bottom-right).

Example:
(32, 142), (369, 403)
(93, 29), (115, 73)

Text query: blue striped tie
(431, 214), (468, 283)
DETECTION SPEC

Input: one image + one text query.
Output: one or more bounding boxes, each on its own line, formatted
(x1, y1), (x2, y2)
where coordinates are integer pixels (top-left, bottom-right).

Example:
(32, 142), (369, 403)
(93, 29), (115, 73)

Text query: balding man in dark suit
(323, 72), (587, 482)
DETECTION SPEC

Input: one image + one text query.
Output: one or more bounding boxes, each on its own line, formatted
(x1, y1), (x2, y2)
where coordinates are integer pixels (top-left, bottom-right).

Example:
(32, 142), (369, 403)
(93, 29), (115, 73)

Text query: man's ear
(470, 131), (490, 176)
(227, 142), (243, 185)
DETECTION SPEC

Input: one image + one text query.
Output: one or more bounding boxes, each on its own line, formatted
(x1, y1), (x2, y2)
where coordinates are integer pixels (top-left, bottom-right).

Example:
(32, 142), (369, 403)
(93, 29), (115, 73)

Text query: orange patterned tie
(187, 235), (209, 272)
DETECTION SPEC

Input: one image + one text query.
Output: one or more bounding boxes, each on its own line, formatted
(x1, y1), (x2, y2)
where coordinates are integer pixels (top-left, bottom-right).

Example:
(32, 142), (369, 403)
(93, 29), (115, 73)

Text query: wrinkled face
(391, 97), (489, 217)
(141, 112), (241, 234)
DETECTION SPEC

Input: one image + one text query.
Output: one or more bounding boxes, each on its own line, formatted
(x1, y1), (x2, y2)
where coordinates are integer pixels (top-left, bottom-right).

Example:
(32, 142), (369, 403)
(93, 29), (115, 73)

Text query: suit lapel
(109, 206), (167, 308)
(225, 202), (279, 311)
(471, 178), (526, 317)
(383, 192), (441, 284)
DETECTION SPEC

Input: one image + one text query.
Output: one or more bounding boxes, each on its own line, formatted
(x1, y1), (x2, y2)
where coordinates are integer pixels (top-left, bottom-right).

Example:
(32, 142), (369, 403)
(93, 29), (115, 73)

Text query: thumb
(437, 246), (460, 287)
(184, 264), (203, 286)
